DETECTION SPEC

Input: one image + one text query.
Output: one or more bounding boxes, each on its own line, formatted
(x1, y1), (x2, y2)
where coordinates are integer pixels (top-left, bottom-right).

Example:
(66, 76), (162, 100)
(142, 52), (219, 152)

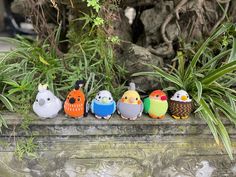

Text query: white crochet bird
(33, 84), (62, 119)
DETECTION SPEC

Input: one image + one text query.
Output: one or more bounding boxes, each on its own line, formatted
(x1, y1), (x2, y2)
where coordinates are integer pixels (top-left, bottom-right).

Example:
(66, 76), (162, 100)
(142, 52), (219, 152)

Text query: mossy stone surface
(0, 113), (235, 176)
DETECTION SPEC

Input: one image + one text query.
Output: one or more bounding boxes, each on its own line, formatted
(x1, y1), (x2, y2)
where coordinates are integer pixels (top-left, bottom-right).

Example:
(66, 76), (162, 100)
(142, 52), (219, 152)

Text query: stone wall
(0, 113), (235, 177)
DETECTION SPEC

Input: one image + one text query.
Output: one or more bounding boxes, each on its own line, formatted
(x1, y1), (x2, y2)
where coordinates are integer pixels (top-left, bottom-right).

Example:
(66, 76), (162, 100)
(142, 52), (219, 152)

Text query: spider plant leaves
(39, 56), (50, 66)
(228, 36), (236, 62)
(199, 99), (218, 125)
(0, 94), (14, 112)
(201, 60), (236, 85)
(216, 120), (233, 160)
(133, 64), (183, 88)
(186, 23), (233, 78)
(227, 94), (236, 112)
(212, 97), (236, 123)
(195, 80), (202, 102)
(199, 98), (233, 160)
(134, 22), (236, 159)
(0, 114), (8, 133)
(199, 110), (219, 146)
(200, 49), (231, 71)
(177, 51), (185, 79)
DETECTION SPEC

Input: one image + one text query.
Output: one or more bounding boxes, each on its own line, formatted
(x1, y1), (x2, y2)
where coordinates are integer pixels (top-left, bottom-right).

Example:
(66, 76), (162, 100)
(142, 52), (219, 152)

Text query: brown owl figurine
(169, 90), (192, 119)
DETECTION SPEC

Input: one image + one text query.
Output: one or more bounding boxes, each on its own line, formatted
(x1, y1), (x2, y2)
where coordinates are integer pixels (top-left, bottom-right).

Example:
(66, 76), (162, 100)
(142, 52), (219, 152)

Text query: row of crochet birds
(33, 80), (193, 120)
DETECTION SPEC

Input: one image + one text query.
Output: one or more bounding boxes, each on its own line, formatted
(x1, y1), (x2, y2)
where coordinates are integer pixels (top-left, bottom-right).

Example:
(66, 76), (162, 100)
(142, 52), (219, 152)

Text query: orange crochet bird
(64, 80), (88, 118)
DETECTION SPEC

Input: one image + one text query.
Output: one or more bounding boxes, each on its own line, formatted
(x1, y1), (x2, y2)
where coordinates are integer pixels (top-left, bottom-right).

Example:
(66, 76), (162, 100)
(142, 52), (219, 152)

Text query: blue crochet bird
(91, 90), (116, 119)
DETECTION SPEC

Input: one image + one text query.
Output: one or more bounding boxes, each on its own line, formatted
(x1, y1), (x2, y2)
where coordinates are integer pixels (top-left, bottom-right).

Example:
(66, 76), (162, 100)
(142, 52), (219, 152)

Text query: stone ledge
(0, 113), (236, 177)
(2, 112), (229, 125)
(1, 113), (235, 138)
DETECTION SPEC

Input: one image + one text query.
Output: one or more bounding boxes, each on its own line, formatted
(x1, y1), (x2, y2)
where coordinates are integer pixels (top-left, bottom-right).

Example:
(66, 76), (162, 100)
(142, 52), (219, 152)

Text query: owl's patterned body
(169, 90), (192, 119)
(169, 100), (192, 119)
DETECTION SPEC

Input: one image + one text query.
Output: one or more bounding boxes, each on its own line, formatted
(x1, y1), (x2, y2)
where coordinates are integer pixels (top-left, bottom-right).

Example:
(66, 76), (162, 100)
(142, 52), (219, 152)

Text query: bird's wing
(143, 97), (150, 113)
(91, 99), (95, 113)
(117, 100), (121, 113)
(56, 97), (62, 110)
(84, 100), (89, 117)
(112, 101), (116, 113)
(138, 101), (144, 117)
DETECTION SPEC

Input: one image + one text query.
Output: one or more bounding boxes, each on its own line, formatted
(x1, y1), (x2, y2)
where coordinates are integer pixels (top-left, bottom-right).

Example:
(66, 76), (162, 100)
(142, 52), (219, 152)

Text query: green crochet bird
(144, 90), (168, 119)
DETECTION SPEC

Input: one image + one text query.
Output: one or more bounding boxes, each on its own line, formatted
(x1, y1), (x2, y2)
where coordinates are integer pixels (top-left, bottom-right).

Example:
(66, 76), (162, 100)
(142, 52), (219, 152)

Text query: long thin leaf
(216, 120), (233, 160)
(199, 110), (219, 145)
(0, 94), (14, 112)
(186, 23), (232, 78)
(199, 98), (218, 126)
(212, 97), (236, 120)
(0, 114), (8, 133)
(228, 36), (236, 62)
(177, 51), (185, 78)
(132, 64), (183, 87)
(201, 60), (236, 85)
(218, 107), (236, 125)
(195, 80), (202, 102)
(199, 99), (233, 159)
(200, 49), (231, 71)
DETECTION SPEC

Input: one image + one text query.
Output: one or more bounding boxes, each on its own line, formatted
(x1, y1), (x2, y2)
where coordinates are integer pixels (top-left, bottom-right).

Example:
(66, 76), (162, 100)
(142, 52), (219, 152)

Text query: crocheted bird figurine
(33, 84), (62, 119)
(117, 83), (143, 120)
(91, 90), (116, 119)
(169, 90), (192, 119)
(144, 90), (168, 119)
(64, 80), (89, 118)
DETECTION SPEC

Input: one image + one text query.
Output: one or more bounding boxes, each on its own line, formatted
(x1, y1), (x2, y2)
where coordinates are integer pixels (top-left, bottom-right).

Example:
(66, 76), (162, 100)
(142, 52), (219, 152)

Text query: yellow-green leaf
(39, 56), (50, 65)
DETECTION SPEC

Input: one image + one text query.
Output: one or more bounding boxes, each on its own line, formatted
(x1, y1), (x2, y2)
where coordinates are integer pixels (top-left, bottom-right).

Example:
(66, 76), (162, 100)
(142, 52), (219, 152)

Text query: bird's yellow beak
(181, 95), (187, 101)
(101, 97), (109, 103)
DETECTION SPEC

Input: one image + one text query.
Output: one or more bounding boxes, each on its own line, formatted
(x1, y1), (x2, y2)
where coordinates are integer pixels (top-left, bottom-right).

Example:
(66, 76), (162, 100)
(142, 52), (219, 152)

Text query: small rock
(195, 161), (216, 177)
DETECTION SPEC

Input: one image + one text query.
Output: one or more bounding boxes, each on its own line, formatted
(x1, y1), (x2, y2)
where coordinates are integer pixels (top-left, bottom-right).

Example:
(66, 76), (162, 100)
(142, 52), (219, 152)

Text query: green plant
(133, 23), (236, 159)
(15, 137), (38, 160)
(0, 57), (14, 132)
(0, 0), (125, 160)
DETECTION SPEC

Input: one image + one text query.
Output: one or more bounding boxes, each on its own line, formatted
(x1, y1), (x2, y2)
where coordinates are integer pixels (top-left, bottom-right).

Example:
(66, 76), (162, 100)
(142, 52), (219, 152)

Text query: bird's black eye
(136, 98), (138, 100)
(156, 95), (159, 97)
(36, 99), (38, 102)
(177, 95), (179, 98)
(98, 96), (101, 99)
(47, 98), (50, 101)
(125, 97), (127, 99)
(109, 97), (111, 100)
(78, 98), (81, 101)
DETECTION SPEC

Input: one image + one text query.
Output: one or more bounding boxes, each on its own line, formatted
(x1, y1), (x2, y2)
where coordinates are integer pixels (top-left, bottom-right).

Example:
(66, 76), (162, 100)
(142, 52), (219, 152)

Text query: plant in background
(133, 23), (236, 159)
(0, 0), (125, 160)
(0, 57), (14, 132)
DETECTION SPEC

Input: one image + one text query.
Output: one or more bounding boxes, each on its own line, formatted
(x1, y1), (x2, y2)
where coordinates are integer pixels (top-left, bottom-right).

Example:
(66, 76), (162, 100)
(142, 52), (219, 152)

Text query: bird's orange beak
(181, 95), (187, 101)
